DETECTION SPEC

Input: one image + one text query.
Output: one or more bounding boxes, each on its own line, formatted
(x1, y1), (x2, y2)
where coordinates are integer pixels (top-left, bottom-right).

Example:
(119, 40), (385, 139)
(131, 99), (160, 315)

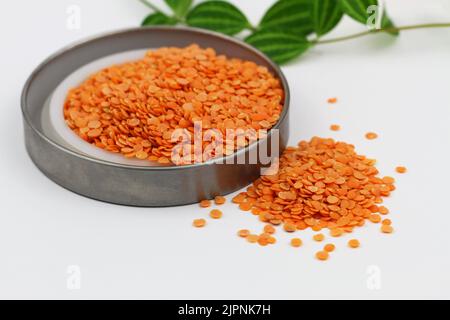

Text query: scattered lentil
(291, 238), (303, 247)
(193, 219), (206, 228)
(381, 224), (394, 233)
(396, 166), (407, 174)
(214, 196), (226, 205)
(268, 236), (277, 244)
(379, 206), (389, 215)
(365, 132), (378, 140)
(328, 97), (338, 104)
(330, 228), (344, 237)
(369, 214), (381, 223)
(258, 237), (269, 246)
(313, 233), (325, 242)
(210, 209), (222, 219)
(199, 200), (211, 208)
(264, 224), (276, 234)
(348, 239), (360, 248)
(246, 234), (259, 243)
(330, 124), (341, 131)
(238, 229), (250, 238)
(324, 243), (336, 252)
(316, 251), (329, 261)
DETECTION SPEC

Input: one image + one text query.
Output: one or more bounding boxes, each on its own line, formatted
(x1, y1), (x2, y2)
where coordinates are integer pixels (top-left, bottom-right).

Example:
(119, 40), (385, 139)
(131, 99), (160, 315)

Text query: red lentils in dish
(64, 45), (284, 165)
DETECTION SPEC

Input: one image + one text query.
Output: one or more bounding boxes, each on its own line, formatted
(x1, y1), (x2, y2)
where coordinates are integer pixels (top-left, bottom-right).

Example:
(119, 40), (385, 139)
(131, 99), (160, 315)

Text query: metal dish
(21, 26), (290, 207)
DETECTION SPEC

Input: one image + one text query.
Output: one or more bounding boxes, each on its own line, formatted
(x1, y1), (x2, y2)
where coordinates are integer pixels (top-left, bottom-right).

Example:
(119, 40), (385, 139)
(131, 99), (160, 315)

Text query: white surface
(1, 0), (450, 299)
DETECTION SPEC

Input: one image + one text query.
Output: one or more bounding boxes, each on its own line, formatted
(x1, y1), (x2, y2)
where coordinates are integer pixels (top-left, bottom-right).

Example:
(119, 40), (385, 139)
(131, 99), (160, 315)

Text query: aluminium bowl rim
(21, 26), (290, 172)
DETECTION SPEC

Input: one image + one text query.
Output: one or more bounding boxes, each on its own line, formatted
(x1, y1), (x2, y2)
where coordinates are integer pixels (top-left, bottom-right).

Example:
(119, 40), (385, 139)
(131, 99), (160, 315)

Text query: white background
(1, 0), (449, 299)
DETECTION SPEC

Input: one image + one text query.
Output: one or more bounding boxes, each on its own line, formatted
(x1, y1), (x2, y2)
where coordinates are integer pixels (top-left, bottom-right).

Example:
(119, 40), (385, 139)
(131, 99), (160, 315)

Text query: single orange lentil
(330, 124), (341, 131)
(327, 97), (338, 104)
(316, 251), (329, 261)
(382, 176), (395, 184)
(313, 233), (325, 242)
(369, 214), (382, 223)
(199, 200), (211, 208)
(283, 223), (296, 233)
(239, 202), (253, 211)
(257, 237), (269, 246)
(246, 234), (259, 243)
(210, 209), (223, 219)
(348, 239), (360, 248)
(379, 206), (389, 215)
(232, 194), (246, 204)
(396, 166), (407, 174)
(193, 219), (206, 228)
(214, 196), (226, 205)
(87, 128), (102, 138)
(135, 150), (148, 160)
(238, 229), (250, 238)
(324, 244), (335, 252)
(382, 219), (392, 225)
(330, 228), (344, 237)
(87, 120), (101, 129)
(327, 195), (339, 204)
(381, 225), (394, 233)
(268, 236), (277, 244)
(365, 132), (378, 140)
(291, 238), (303, 247)
(264, 224), (276, 234)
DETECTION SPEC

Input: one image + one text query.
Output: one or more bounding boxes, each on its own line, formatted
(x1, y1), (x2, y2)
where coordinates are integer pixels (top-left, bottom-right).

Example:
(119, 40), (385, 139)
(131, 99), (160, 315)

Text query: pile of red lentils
(64, 45), (284, 164)
(195, 133), (406, 261)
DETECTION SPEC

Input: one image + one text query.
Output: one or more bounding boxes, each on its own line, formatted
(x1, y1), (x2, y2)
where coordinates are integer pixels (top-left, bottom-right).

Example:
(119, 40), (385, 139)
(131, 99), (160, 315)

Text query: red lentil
(238, 229), (250, 238)
(348, 239), (360, 248)
(328, 97), (338, 104)
(210, 209), (222, 219)
(193, 219), (206, 228)
(381, 225), (394, 233)
(214, 196), (226, 205)
(365, 132), (378, 140)
(330, 124), (341, 131)
(199, 200), (211, 208)
(313, 233), (325, 242)
(316, 251), (329, 261)
(396, 166), (407, 174)
(291, 238), (303, 247)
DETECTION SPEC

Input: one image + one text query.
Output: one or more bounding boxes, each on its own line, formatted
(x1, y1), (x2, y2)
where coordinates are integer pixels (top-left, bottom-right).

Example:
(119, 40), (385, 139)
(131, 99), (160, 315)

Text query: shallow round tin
(21, 27), (290, 207)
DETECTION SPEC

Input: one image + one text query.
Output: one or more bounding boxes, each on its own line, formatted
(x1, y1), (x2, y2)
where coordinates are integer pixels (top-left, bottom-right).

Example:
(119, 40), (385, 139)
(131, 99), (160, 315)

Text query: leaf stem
(313, 22), (450, 45)
(138, 0), (163, 13)
(246, 23), (258, 32)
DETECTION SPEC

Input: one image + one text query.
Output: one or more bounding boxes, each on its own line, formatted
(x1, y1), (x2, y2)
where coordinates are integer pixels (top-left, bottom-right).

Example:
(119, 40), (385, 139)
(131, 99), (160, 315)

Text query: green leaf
(339, 0), (398, 35)
(186, 0), (250, 36)
(165, 0), (192, 18)
(141, 12), (177, 26)
(259, 0), (315, 36)
(313, 0), (344, 36)
(245, 30), (311, 64)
